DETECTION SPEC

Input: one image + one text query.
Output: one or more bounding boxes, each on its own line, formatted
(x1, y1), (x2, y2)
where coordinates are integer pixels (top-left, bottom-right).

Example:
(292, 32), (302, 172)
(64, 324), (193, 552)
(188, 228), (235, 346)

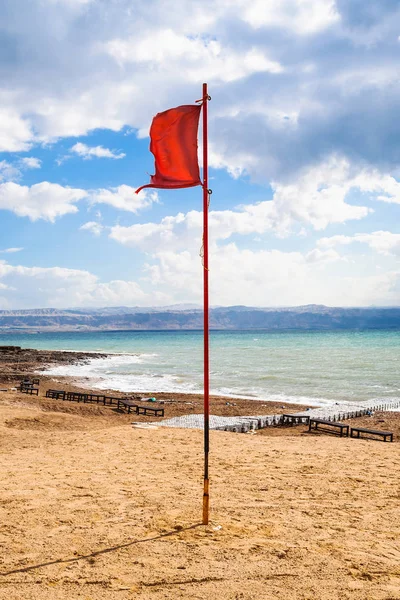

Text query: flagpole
(202, 82), (210, 525)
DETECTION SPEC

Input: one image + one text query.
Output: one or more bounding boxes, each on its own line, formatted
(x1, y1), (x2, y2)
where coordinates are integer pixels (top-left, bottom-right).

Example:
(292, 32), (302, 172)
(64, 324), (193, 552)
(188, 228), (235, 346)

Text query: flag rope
(199, 189), (211, 270)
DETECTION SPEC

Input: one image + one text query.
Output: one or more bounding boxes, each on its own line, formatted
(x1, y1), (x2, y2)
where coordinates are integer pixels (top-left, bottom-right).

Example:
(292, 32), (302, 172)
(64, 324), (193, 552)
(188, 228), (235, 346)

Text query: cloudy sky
(0, 0), (399, 309)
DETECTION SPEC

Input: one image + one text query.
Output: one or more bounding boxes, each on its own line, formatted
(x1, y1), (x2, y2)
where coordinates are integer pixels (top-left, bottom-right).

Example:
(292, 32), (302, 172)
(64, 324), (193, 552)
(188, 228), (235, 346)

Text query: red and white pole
(202, 82), (210, 525)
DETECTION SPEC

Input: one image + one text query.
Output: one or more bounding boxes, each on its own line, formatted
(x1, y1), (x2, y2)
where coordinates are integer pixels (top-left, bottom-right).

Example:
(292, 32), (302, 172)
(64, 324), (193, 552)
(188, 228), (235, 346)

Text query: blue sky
(0, 0), (399, 309)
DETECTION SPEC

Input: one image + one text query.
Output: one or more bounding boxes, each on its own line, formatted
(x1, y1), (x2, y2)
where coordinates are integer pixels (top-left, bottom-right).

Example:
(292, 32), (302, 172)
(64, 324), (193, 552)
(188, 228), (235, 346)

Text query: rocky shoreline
(0, 346), (107, 382)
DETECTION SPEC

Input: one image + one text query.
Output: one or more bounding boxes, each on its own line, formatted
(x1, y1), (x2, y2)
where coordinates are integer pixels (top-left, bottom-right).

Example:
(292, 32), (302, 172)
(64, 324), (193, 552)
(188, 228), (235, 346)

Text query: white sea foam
(92, 374), (199, 394)
(42, 353), (200, 394)
(42, 355), (346, 404)
(212, 388), (338, 406)
(43, 353), (157, 377)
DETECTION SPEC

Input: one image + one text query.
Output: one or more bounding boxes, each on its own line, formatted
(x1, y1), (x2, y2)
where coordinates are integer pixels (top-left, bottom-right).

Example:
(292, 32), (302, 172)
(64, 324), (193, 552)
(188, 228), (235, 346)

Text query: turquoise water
(1, 330), (399, 405)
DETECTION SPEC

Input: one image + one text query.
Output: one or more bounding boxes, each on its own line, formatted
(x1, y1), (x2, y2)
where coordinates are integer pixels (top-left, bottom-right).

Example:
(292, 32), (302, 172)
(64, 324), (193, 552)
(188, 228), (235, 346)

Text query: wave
(212, 388), (339, 406)
(88, 373), (200, 394)
(42, 356), (347, 405)
(43, 353), (158, 376)
(42, 353), (200, 394)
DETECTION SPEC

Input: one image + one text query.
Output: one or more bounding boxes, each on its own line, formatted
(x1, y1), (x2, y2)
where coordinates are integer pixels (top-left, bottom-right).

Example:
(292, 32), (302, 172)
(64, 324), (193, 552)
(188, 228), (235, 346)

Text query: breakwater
(152, 397), (400, 432)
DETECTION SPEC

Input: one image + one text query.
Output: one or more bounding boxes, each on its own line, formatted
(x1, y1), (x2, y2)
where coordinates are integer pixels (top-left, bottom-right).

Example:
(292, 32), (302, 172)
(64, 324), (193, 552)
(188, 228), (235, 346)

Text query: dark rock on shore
(0, 347), (107, 382)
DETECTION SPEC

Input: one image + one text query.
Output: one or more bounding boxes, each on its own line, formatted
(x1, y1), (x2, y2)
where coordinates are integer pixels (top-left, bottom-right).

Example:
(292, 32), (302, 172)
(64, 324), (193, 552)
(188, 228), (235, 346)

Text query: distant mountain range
(0, 305), (399, 332)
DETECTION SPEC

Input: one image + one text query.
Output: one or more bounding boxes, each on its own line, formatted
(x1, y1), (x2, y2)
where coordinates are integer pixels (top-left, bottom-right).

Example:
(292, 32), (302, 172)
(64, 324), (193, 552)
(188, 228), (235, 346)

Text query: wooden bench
(282, 414), (310, 426)
(350, 427), (393, 442)
(136, 405), (164, 417)
(103, 396), (122, 406)
(117, 399), (138, 414)
(309, 418), (349, 437)
(18, 383), (34, 390)
(65, 392), (88, 403)
(83, 393), (106, 405)
(20, 386), (39, 396)
(45, 389), (66, 400)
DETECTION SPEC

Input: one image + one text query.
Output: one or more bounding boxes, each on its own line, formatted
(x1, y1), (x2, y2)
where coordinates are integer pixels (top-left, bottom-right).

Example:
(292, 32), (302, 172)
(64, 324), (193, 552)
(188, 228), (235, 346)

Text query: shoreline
(0, 345), (321, 407)
(0, 347), (314, 421)
(55, 373), (327, 406)
(0, 346), (398, 436)
(1, 334), (400, 407)
(39, 350), (400, 409)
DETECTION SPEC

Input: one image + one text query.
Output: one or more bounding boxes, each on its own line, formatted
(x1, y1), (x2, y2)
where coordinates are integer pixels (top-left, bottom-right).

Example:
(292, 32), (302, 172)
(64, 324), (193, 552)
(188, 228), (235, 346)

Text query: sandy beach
(1, 397), (400, 600)
(1, 350), (400, 599)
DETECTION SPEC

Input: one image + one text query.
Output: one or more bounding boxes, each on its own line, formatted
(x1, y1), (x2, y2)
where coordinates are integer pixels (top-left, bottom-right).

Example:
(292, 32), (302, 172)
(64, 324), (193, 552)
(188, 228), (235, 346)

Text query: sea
(1, 329), (399, 408)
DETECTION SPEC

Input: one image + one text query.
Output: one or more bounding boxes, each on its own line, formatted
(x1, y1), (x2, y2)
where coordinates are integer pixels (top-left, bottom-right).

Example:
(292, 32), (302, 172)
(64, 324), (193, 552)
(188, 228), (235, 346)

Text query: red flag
(136, 104), (202, 194)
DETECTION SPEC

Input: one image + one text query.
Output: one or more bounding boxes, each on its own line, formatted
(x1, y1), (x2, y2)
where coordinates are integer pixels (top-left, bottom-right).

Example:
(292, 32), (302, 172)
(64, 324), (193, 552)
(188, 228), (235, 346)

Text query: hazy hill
(0, 305), (399, 332)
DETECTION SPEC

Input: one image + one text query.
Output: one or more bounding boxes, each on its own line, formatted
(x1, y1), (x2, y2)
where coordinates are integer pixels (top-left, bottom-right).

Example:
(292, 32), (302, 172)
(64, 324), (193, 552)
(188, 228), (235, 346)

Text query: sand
(1, 393), (399, 600)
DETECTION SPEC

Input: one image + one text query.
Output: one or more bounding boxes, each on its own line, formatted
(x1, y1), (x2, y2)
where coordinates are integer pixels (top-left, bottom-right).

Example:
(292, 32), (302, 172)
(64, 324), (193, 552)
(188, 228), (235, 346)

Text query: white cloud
(77, 279), (169, 308)
(0, 0), (399, 309)
(0, 247), (24, 254)
(0, 182), (87, 221)
(210, 156), (398, 234)
(110, 158), (376, 253)
(71, 142), (126, 160)
(0, 109), (33, 152)
(80, 221), (104, 236)
(106, 154), (400, 307)
(355, 173), (400, 205)
(0, 260), (170, 309)
(0, 0), (398, 191)
(20, 157), (42, 169)
(269, 157), (373, 231)
(55, 155), (70, 167)
(143, 243), (399, 307)
(0, 1), (289, 150)
(318, 231), (400, 256)
(241, 0), (340, 34)
(110, 213), (197, 252)
(0, 181), (159, 221)
(46, 0), (93, 6)
(0, 161), (21, 182)
(0, 243), (396, 310)
(106, 167), (400, 307)
(304, 248), (343, 264)
(33, 92), (126, 140)
(318, 234), (355, 249)
(90, 185), (159, 213)
(105, 31), (283, 83)
(208, 147), (257, 179)
(0, 157), (42, 183)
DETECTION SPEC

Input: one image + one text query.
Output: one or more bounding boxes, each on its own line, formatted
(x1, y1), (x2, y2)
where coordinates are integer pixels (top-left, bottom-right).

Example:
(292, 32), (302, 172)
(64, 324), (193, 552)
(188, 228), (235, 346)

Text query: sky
(0, 0), (399, 309)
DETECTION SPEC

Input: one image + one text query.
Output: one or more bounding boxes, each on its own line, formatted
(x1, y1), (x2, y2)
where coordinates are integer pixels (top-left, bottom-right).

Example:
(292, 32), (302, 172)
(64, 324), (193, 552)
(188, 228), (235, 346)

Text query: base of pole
(202, 479), (209, 525)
